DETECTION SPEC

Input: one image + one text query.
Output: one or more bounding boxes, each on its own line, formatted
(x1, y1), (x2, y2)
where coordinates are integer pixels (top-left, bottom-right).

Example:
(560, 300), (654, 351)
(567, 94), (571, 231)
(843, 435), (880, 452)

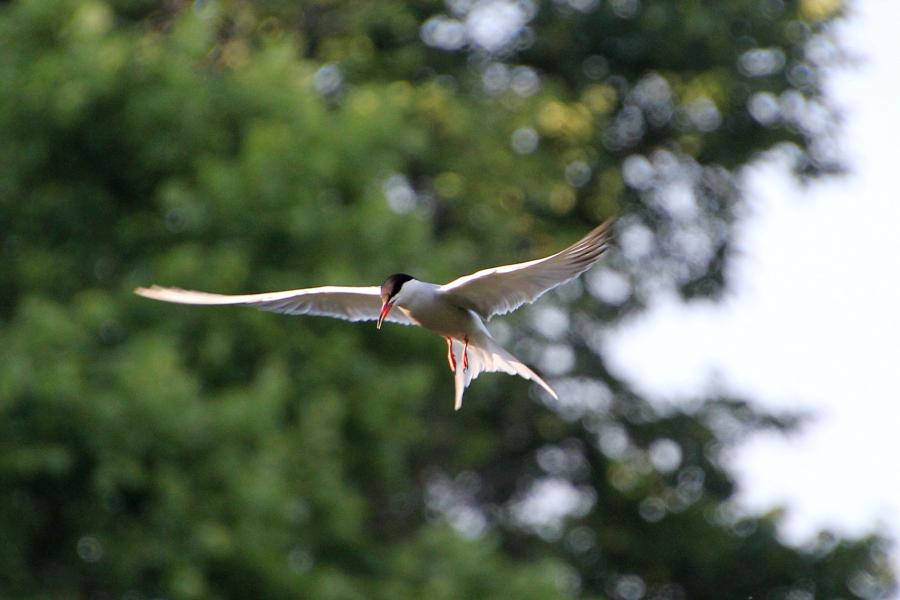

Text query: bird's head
(377, 273), (414, 329)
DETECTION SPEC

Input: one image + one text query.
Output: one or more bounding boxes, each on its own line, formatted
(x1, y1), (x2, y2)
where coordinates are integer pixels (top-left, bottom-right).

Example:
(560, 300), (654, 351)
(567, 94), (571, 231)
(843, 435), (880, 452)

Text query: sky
(605, 0), (900, 580)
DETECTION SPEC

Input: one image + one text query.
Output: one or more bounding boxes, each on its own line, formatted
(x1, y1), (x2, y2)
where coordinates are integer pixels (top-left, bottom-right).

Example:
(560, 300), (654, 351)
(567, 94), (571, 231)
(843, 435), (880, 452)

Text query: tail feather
(451, 334), (558, 410)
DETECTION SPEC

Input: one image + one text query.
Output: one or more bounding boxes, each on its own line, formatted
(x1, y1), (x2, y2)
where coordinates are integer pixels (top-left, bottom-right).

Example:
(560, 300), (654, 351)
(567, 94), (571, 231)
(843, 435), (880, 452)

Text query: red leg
(445, 337), (457, 372)
(463, 336), (469, 371)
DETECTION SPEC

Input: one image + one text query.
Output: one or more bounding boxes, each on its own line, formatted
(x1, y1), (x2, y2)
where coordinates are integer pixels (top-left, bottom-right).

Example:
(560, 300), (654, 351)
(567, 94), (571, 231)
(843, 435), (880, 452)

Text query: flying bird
(135, 220), (613, 410)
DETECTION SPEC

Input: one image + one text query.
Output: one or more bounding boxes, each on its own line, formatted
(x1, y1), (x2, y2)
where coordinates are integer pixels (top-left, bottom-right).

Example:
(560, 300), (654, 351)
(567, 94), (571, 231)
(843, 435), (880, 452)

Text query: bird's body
(136, 220), (613, 409)
(390, 279), (476, 337)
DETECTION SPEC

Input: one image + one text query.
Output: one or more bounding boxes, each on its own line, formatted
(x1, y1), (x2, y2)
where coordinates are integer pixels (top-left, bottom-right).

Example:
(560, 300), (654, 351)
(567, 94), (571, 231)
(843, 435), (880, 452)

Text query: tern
(135, 220), (613, 410)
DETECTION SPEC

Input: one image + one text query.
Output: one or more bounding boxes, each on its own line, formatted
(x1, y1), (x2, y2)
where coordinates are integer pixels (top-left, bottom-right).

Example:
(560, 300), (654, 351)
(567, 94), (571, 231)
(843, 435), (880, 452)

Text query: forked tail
(451, 332), (558, 410)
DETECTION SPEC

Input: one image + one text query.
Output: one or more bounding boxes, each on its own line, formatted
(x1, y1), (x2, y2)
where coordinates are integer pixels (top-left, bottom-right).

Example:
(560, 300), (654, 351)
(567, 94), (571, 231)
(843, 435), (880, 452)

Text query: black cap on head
(381, 273), (414, 302)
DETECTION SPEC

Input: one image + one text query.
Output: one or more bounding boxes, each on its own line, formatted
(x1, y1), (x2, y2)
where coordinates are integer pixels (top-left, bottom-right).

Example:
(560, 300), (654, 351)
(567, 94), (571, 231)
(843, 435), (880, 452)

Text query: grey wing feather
(134, 285), (417, 326)
(439, 219), (613, 320)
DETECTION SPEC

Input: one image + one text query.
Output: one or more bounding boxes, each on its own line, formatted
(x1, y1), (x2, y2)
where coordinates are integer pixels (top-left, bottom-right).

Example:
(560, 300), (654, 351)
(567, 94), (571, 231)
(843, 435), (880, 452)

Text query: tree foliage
(0, 0), (894, 598)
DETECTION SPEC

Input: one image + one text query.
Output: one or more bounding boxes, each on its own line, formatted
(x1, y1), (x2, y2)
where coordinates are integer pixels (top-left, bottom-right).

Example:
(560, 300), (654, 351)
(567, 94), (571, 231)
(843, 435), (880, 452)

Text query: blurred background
(608, 0), (900, 583)
(1, 0), (896, 598)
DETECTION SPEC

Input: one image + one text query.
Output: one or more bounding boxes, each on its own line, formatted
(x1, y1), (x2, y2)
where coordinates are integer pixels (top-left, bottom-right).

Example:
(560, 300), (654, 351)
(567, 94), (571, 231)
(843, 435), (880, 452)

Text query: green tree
(0, 0), (894, 599)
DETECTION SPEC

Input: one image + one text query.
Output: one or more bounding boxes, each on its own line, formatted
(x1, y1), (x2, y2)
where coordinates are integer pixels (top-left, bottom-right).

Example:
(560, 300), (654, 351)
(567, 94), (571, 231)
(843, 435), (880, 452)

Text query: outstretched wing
(134, 285), (417, 326)
(439, 219), (613, 320)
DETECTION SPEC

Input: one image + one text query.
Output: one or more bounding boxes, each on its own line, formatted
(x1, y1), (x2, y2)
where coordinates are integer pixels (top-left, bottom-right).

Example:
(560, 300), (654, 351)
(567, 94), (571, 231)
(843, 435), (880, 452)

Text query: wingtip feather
(134, 285), (162, 298)
(535, 376), (559, 401)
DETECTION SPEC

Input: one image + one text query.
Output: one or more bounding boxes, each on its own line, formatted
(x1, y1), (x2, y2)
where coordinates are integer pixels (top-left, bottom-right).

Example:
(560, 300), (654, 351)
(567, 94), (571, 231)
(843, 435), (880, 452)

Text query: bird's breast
(399, 296), (479, 338)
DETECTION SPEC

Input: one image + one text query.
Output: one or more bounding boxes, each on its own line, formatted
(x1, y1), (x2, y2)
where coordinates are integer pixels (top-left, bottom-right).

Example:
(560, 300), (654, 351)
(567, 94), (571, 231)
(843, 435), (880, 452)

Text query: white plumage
(135, 220), (613, 409)
(134, 285), (417, 325)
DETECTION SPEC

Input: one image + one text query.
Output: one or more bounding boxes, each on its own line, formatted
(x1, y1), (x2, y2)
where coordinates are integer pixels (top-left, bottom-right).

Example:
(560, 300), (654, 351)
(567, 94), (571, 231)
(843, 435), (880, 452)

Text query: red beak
(377, 301), (393, 330)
